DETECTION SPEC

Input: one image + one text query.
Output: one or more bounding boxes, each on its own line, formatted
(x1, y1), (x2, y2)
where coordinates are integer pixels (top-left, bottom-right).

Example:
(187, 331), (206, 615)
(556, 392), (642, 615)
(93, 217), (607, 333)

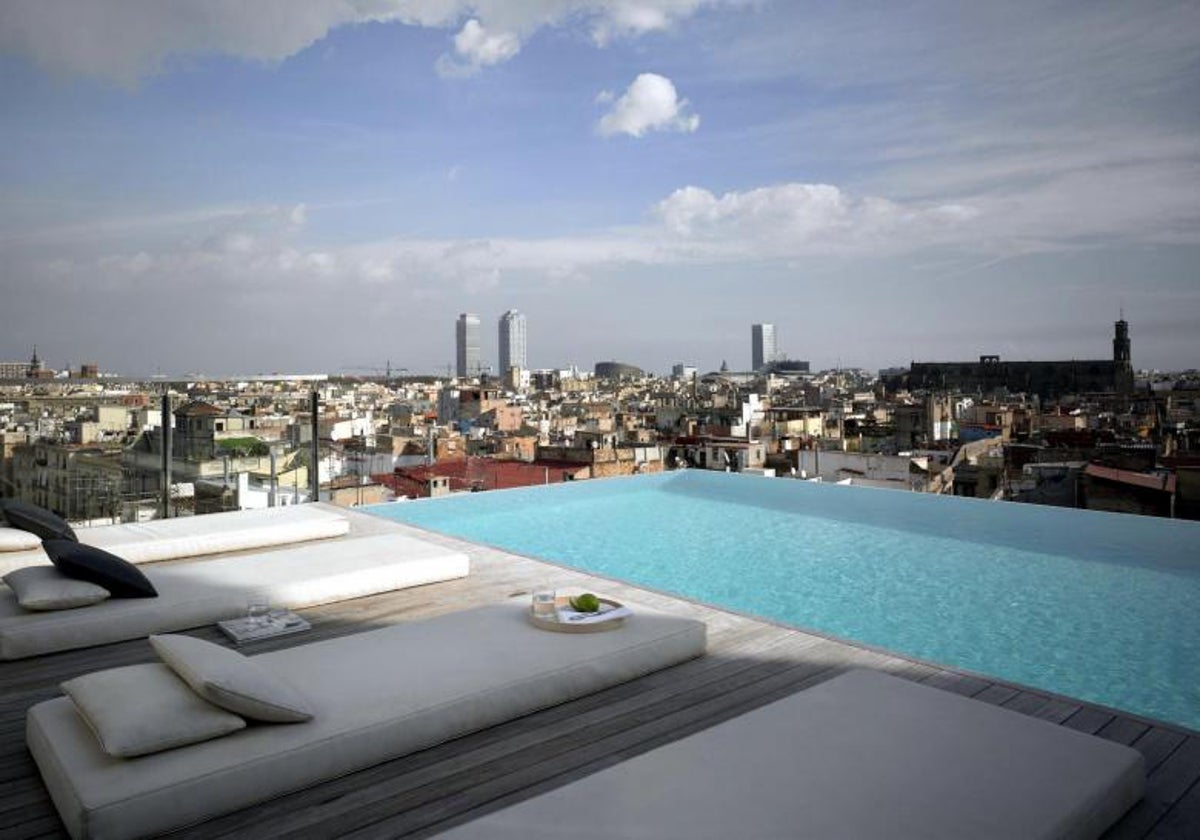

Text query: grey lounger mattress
(0, 504), (351, 576)
(27, 600), (707, 839)
(0, 532), (468, 658)
(439, 668), (1145, 840)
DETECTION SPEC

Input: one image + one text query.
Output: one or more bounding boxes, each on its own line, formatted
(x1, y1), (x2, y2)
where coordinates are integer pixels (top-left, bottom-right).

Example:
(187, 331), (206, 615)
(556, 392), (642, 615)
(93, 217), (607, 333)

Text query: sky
(1, 0), (1197, 377)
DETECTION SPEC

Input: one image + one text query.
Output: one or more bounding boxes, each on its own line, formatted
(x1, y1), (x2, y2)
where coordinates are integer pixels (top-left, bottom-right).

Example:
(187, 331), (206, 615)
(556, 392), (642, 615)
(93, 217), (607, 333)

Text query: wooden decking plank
(997, 691), (1083, 725)
(1029, 697), (1083, 725)
(1002, 690), (1052, 715)
(1101, 717), (1153, 747)
(1103, 737), (1200, 840)
(973, 683), (1021, 706)
(0, 811), (63, 840)
(1144, 776), (1200, 840)
(1134, 728), (1190, 774)
(0, 780), (53, 819)
(919, 669), (990, 697)
(1063, 704), (1117, 734)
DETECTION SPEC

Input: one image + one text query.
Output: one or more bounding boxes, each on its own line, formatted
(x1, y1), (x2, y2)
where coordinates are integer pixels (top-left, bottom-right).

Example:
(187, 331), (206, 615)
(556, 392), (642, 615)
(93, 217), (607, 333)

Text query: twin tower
(456, 311), (527, 378)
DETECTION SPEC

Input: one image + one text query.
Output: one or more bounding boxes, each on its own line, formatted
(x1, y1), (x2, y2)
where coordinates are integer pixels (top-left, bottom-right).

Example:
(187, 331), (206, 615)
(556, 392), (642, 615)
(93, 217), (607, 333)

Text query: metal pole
(309, 391), (319, 503)
(269, 448), (277, 508)
(160, 393), (172, 518)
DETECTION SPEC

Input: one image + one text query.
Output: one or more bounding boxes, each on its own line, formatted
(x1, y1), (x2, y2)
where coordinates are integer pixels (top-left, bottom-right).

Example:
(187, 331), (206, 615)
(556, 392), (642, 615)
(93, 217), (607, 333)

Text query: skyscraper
(498, 309), (527, 373)
(751, 323), (777, 371)
(456, 313), (480, 378)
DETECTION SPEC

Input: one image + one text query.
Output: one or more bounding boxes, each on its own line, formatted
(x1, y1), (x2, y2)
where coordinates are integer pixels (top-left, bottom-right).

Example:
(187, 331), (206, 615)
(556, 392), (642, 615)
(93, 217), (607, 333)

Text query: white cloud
(436, 18), (521, 78)
(590, 0), (716, 45)
(597, 73), (700, 138)
(654, 183), (979, 256)
(0, 1), (727, 84)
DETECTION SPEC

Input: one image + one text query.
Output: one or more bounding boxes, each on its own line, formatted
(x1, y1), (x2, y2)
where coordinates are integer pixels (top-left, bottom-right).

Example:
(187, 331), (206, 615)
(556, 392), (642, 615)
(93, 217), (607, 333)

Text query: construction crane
(339, 360), (405, 386)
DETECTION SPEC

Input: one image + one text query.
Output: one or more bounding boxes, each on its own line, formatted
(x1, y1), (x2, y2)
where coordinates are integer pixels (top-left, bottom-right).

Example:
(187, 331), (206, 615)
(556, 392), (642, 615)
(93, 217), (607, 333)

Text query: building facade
(498, 309), (527, 374)
(456, 313), (481, 378)
(900, 320), (1135, 399)
(752, 323), (777, 371)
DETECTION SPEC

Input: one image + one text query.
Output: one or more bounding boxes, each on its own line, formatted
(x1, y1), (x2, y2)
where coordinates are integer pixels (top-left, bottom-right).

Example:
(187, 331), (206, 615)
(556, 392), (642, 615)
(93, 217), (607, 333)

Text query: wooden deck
(2, 526), (1198, 839)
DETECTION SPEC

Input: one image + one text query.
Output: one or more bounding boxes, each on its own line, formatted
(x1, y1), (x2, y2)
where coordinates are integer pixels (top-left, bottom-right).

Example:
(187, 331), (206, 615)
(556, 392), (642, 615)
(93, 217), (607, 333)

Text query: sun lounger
(439, 668), (1145, 840)
(27, 600), (707, 839)
(0, 504), (351, 576)
(0, 532), (468, 659)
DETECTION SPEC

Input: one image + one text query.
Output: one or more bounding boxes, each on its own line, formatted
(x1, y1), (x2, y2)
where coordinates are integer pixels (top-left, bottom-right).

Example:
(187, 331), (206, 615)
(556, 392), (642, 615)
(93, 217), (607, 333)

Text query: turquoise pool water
(366, 471), (1200, 730)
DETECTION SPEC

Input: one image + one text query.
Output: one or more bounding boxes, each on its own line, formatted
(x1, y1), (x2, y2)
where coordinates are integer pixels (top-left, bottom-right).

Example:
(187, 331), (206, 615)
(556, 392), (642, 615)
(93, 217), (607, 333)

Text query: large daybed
(0, 532), (469, 659)
(27, 600), (708, 839)
(0, 504), (351, 576)
(440, 668), (1145, 840)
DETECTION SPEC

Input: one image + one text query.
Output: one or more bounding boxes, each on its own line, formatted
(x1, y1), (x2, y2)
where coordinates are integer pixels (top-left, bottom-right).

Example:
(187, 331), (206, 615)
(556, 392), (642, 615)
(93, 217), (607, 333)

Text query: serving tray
(528, 596), (628, 634)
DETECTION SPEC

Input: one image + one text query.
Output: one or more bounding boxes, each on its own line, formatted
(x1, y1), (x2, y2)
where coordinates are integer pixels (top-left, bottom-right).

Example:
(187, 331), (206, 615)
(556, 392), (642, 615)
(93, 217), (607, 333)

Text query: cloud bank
(11, 181), (984, 308)
(0, 0), (725, 84)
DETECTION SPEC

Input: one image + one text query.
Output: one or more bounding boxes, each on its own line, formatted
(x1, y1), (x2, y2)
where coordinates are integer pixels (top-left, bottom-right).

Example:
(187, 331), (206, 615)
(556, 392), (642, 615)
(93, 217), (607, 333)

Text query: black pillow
(0, 498), (77, 541)
(43, 540), (157, 599)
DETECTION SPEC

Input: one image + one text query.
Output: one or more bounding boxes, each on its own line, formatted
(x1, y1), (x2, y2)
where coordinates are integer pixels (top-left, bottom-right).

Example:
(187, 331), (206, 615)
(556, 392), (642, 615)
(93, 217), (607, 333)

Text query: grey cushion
(61, 663), (245, 758)
(27, 600), (706, 839)
(439, 669), (1146, 840)
(151, 634), (312, 723)
(0, 532), (470, 659)
(2, 567), (109, 611)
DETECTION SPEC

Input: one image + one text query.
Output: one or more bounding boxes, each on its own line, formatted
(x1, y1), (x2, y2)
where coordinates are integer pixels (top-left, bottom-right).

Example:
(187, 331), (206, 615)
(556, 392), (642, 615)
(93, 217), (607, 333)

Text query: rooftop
(2, 518), (1198, 838)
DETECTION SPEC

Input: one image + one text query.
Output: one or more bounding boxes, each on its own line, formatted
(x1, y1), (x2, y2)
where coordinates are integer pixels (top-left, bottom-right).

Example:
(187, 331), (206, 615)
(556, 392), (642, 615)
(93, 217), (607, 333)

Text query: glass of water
(532, 588), (556, 618)
(247, 594), (271, 628)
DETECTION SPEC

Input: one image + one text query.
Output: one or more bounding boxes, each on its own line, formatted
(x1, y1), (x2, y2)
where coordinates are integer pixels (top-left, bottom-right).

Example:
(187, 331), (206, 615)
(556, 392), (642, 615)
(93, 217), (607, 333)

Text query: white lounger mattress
(0, 532), (468, 659)
(27, 601), (707, 840)
(440, 668), (1145, 840)
(0, 504), (351, 575)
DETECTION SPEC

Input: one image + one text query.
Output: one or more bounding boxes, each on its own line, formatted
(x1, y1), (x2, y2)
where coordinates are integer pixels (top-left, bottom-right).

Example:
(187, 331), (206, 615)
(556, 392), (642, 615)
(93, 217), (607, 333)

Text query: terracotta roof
(1083, 463), (1176, 494)
(174, 400), (223, 416)
(378, 456), (587, 498)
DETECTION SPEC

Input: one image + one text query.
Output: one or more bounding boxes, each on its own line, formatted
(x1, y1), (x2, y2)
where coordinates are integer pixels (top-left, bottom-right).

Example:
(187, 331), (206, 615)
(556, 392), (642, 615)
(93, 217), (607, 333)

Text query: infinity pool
(366, 471), (1200, 730)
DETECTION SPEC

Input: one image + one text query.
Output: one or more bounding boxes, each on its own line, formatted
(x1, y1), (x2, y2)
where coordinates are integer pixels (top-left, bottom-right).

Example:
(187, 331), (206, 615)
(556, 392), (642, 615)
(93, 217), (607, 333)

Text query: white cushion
(0, 526), (41, 552)
(61, 663), (245, 758)
(82, 505), (350, 564)
(151, 634), (313, 723)
(2, 566), (110, 611)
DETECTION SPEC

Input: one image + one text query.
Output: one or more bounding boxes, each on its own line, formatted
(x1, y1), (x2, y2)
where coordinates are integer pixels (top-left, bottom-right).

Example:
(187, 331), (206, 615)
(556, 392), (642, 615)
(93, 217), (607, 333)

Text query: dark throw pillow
(43, 539), (158, 599)
(0, 498), (77, 541)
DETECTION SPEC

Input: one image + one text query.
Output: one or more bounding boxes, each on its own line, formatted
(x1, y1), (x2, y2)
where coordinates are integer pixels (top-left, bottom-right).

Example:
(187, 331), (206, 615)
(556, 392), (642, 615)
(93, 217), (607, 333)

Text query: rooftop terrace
(2, 520), (1197, 838)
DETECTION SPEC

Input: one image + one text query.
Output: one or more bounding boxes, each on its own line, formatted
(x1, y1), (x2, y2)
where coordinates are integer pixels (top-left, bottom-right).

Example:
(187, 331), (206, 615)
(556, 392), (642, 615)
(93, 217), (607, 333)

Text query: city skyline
(1, 2), (1197, 375)
(1, 313), (1180, 380)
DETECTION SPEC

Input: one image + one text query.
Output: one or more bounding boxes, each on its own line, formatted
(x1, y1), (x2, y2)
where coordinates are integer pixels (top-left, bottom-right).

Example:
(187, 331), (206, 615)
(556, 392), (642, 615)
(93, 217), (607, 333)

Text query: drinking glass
(247, 594), (271, 628)
(532, 588), (556, 618)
